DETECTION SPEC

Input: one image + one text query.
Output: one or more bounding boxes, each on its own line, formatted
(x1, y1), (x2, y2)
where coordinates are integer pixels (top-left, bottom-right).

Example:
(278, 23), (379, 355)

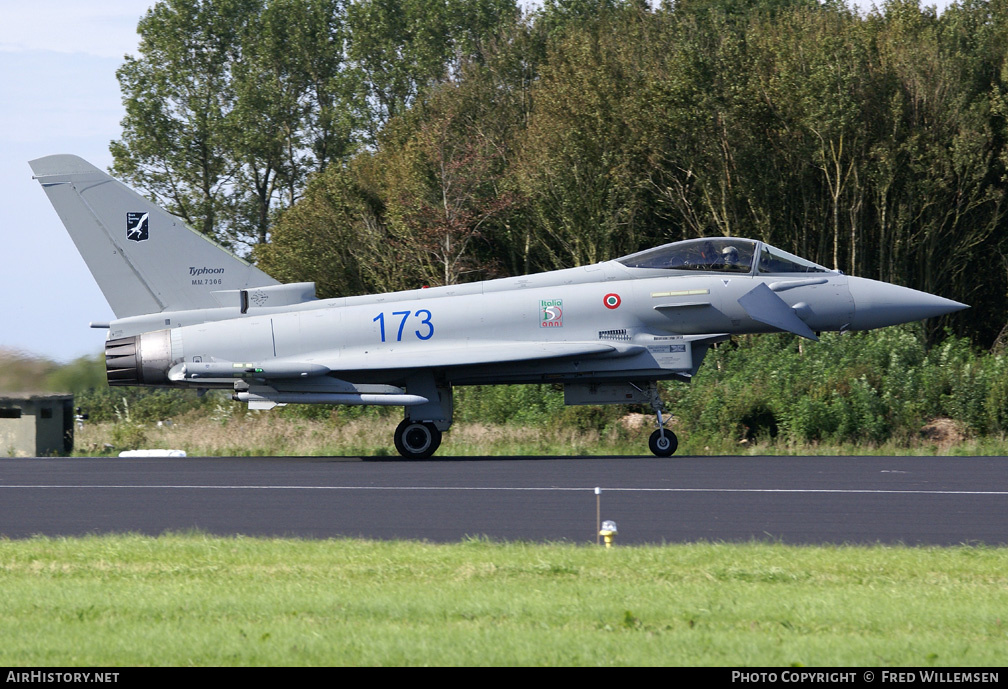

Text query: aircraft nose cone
(847, 276), (968, 330)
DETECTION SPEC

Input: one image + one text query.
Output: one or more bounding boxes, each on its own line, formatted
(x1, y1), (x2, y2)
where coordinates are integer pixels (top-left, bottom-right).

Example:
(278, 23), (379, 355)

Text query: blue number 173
(373, 310), (435, 342)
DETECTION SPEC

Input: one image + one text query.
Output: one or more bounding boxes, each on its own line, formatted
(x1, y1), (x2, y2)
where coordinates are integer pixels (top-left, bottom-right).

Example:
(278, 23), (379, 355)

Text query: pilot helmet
(721, 245), (739, 263)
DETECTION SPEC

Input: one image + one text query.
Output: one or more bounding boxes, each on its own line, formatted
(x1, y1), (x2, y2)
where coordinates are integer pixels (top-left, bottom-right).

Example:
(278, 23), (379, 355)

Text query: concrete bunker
(0, 394), (74, 457)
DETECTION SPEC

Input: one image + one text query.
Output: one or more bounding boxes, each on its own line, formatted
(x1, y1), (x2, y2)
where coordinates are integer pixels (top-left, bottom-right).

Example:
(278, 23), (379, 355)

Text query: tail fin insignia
(126, 212), (149, 242)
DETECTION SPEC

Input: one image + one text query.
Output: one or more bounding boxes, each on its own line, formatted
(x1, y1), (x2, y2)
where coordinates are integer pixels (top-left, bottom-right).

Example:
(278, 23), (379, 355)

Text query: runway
(1, 455), (1006, 545)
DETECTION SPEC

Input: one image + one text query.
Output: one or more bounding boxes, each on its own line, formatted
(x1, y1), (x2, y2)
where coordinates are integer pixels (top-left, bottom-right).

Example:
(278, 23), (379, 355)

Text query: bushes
(455, 384), (565, 426)
(76, 386), (214, 424)
(674, 326), (1008, 444)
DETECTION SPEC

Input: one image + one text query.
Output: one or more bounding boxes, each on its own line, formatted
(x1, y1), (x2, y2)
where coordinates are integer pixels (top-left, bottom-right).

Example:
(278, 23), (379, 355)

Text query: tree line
(112, 0), (1008, 346)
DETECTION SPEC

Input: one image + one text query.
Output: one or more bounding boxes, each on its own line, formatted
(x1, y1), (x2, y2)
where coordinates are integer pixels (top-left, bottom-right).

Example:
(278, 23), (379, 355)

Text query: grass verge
(0, 536), (1006, 666)
(72, 412), (1008, 457)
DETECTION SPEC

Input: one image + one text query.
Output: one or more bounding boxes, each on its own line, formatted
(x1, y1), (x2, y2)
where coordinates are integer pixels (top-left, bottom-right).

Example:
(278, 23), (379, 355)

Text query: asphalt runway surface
(1, 454), (1006, 545)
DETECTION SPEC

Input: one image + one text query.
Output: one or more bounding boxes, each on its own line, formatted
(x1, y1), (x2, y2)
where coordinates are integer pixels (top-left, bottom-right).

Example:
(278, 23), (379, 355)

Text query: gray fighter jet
(31, 154), (967, 458)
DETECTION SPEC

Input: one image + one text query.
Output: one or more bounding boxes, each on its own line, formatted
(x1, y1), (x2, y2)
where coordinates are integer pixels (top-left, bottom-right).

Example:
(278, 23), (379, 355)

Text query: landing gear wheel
(649, 429), (678, 457)
(394, 420), (442, 459)
(424, 423), (442, 455)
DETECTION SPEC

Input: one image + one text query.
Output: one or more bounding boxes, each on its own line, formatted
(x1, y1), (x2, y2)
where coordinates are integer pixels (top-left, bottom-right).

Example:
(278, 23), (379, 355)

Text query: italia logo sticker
(603, 293), (621, 309)
(541, 299), (563, 327)
(126, 212), (149, 242)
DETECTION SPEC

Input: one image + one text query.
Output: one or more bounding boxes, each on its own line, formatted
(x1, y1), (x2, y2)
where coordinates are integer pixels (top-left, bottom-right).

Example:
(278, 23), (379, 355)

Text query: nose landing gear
(645, 382), (678, 457)
(649, 426), (678, 457)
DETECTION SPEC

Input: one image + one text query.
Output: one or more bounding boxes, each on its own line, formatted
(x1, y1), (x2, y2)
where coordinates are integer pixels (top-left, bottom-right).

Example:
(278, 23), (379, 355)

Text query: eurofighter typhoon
(31, 155), (967, 458)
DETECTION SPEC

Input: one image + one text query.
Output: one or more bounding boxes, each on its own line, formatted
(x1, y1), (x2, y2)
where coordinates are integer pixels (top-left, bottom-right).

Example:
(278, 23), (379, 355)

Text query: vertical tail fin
(30, 154), (278, 319)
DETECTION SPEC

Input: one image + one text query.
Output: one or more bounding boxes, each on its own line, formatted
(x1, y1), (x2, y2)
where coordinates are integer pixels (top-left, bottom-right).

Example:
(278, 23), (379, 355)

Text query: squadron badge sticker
(126, 212), (149, 242)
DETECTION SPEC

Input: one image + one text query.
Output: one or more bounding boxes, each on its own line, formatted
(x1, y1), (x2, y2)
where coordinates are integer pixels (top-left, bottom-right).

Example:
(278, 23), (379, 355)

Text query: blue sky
(0, 0), (948, 362)
(1, 1), (155, 362)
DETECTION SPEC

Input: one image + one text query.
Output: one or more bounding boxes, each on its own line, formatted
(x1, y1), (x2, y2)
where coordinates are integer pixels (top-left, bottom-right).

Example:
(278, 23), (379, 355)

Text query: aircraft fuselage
(111, 258), (858, 392)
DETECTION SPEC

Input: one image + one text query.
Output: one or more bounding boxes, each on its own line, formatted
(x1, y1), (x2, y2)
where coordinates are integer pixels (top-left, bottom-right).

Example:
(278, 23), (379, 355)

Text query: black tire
(425, 423), (443, 455)
(648, 429), (678, 457)
(394, 420), (442, 459)
(393, 420), (407, 456)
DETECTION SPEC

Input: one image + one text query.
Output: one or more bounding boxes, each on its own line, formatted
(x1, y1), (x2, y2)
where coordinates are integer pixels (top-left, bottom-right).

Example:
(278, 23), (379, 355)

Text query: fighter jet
(30, 154), (967, 458)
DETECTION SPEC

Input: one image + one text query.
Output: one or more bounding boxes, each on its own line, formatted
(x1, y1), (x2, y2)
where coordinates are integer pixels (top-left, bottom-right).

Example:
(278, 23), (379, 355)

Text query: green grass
(0, 535), (1005, 666)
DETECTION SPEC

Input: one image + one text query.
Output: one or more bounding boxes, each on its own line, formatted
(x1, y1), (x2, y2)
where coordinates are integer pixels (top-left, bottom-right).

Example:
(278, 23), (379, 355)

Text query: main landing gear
(392, 375), (452, 459)
(393, 419), (442, 459)
(644, 382), (678, 457)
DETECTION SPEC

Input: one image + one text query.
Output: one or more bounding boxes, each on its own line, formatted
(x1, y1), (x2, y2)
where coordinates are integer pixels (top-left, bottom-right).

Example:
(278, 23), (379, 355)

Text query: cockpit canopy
(616, 238), (830, 275)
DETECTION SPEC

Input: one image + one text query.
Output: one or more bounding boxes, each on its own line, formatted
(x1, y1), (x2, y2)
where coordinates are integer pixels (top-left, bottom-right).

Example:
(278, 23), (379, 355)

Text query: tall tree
(231, 0), (353, 246)
(255, 155), (423, 297)
(345, 0), (517, 142)
(111, 0), (257, 247)
(385, 84), (516, 285)
(113, 0), (517, 250)
(515, 4), (659, 269)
